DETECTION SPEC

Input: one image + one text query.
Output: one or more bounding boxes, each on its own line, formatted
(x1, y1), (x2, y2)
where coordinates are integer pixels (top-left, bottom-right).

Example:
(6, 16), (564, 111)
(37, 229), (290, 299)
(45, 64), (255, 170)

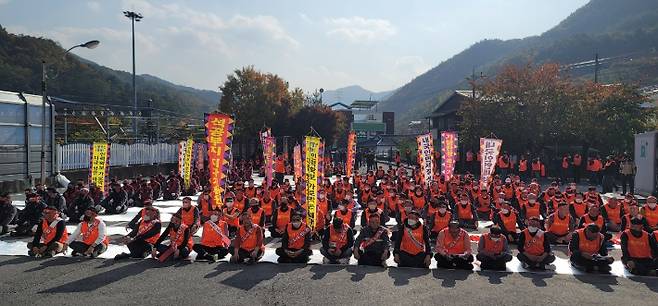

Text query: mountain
(322, 85), (395, 105)
(0, 26), (220, 115)
(380, 0), (658, 131)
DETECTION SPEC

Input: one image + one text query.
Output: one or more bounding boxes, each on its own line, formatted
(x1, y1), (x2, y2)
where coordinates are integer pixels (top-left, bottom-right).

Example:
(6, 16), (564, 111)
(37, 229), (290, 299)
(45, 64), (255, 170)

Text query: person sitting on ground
(333, 200), (356, 229)
(601, 197), (624, 232)
(176, 196), (201, 234)
(193, 209), (231, 262)
(454, 193), (478, 230)
(197, 188), (214, 223)
(621, 204), (648, 231)
(68, 187), (95, 223)
(101, 183), (128, 214)
(276, 213), (312, 264)
(545, 202), (575, 244)
(360, 198), (388, 228)
(569, 224), (613, 273)
(492, 201), (521, 244)
(517, 217), (556, 270)
(434, 220), (474, 270)
(477, 225), (513, 271)
(641, 196), (658, 232)
(0, 192), (17, 236)
(163, 173), (181, 201)
(66, 207), (108, 258)
(620, 217), (657, 276)
(222, 196), (240, 238)
(115, 206), (161, 260)
(153, 213), (193, 262)
(12, 193), (46, 236)
(230, 211), (265, 264)
(247, 198), (266, 228)
(45, 187), (67, 218)
(429, 201), (452, 242)
(354, 212), (390, 267)
(578, 205), (611, 242)
(321, 217), (354, 264)
(270, 196), (293, 238)
(394, 210), (432, 268)
(28, 206), (68, 258)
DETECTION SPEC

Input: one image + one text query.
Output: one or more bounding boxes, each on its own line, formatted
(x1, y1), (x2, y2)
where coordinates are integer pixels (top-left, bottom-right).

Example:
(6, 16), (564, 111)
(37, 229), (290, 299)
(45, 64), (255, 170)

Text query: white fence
(57, 143), (179, 171)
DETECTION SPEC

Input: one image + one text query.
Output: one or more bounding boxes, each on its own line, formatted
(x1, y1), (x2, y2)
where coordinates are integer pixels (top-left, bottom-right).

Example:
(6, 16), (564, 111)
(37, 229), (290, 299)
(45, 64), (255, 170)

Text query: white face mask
(368, 205), (377, 210)
(490, 237), (500, 242)
(226, 202), (234, 207)
(407, 219), (418, 226)
(143, 215), (151, 221)
(528, 226), (538, 233)
(292, 221), (302, 228)
(460, 200), (468, 205)
(438, 208), (447, 214)
(575, 199), (583, 203)
(210, 215), (219, 222)
(529, 200), (536, 204)
(318, 194), (325, 199)
(404, 207), (412, 213)
(338, 205), (346, 211)
(501, 209), (509, 214)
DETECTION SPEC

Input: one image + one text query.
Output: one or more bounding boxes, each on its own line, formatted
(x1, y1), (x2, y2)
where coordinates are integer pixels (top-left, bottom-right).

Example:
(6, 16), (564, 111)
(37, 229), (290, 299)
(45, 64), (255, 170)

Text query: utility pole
(594, 53), (600, 83)
(124, 11), (143, 142)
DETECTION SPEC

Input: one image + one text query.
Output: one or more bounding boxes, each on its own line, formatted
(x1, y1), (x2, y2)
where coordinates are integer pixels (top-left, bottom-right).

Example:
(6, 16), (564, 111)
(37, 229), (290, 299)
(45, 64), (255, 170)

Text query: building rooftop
(351, 100), (378, 110)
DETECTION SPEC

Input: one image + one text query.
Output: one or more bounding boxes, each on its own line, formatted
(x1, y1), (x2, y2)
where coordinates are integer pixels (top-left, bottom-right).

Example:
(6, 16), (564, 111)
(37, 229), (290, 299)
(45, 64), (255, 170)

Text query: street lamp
(40, 40), (100, 185)
(124, 10), (143, 141)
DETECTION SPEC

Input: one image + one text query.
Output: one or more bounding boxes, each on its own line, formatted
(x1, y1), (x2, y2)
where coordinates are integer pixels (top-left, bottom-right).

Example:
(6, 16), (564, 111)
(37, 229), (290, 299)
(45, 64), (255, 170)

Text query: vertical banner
(183, 136), (194, 189)
(263, 136), (276, 187)
(440, 132), (458, 180)
(346, 131), (356, 177)
(195, 143), (205, 171)
(178, 141), (187, 177)
(480, 138), (503, 190)
(293, 144), (302, 181)
(304, 136), (321, 229)
(416, 133), (434, 188)
(89, 142), (110, 192)
(205, 113), (235, 208)
(319, 141), (325, 179)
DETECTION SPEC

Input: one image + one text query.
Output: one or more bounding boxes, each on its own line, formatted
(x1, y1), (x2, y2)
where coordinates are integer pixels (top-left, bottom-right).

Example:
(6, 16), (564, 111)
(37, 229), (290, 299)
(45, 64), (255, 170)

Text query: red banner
(205, 113), (234, 208)
(263, 136), (276, 187)
(440, 132), (458, 180)
(346, 131), (356, 177)
(293, 144), (302, 182)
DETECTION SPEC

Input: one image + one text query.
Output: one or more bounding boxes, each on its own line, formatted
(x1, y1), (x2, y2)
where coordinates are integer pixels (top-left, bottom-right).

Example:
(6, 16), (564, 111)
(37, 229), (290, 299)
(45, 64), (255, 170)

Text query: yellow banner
(304, 136), (321, 229)
(183, 137), (194, 188)
(90, 142), (109, 191)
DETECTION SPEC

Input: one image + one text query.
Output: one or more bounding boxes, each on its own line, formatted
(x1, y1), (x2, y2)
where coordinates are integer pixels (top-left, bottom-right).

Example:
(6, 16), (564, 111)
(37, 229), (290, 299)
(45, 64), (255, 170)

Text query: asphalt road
(0, 255), (656, 305)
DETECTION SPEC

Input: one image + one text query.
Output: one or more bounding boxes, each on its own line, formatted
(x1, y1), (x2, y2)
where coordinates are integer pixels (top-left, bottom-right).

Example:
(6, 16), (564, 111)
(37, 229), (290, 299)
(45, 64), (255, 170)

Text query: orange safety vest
(524, 203), (541, 219)
(532, 161), (541, 171)
(275, 158), (286, 173)
(441, 228), (467, 255)
(571, 201), (587, 218)
(573, 155), (582, 166)
(260, 198), (274, 216)
(642, 206), (658, 227)
(497, 156), (509, 169)
(138, 220), (160, 244)
(81, 218), (109, 246)
(328, 224), (350, 250)
(275, 208), (292, 231)
(222, 207), (240, 227)
(499, 212), (517, 232)
(519, 160), (528, 172)
(604, 204), (622, 224)
(582, 214), (604, 229)
(481, 233), (505, 254)
(286, 223), (309, 249)
(522, 229), (545, 256)
(238, 224), (263, 251)
(400, 225), (426, 255)
(431, 211), (452, 233)
(234, 197), (247, 212)
(249, 208), (264, 225)
(456, 202), (474, 220)
(624, 230), (652, 259)
(562, 157), (569, 169)
(245, 187), (257, 199)
(181, 206), (197, 227)
(200, 220), (231, 248)
(574, 229), (602, 256)
(364, 208), (383, 224)
(335, 209), (353, 226)
(40, 219), (68, 244)
(169, 224), (193, 250)
(411, 194), (426, 210)
(548, 212), (570, 236)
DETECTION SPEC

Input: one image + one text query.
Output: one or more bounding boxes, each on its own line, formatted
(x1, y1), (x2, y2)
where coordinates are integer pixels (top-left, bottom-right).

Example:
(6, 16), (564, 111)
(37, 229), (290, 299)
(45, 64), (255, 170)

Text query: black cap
(585, 223), (600, 233)
(630, 218), (644, 225)
(85, 206), (98, 214)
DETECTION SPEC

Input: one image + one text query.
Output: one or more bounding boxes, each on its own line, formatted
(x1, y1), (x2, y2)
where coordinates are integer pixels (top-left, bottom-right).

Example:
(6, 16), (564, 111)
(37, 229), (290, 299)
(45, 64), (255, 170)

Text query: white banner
(480, 138), (502, 190)
(416, 133), (434, 188)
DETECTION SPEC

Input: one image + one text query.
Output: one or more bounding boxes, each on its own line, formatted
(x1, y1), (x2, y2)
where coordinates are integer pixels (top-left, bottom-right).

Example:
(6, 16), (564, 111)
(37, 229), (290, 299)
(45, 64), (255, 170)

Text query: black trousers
(477, 253), (512, 270)
(193, 244), (229, 259)
(275, 247), (312, 263)
(621, 175), (635, 195)
(623, 258), (657, 276)
(101, 199), (127, 214)
(517, 253), (556, 267)
(27, 241), (64, 256)
(127, 239), (154, 258)
(230, 248), (264, 263)
(320, 248), (352, 263)
(396, 251), (428, 268)
(69, 241), (107, 256)
(435, 253), (474, 270)
(155, 243), (190, 260)
(570, 254), (612, 271)
(357, 250), (389, 266)
(275, 173), (285, 184)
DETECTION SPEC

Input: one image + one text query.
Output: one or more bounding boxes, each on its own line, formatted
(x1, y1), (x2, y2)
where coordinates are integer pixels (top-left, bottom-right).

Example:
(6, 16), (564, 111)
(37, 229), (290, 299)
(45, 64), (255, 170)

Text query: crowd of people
(0, 151), (656, 277)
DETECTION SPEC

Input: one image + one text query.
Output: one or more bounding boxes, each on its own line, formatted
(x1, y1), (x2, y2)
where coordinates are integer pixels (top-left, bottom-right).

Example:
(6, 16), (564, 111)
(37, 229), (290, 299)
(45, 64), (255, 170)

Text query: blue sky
(0, 0), (589, 92)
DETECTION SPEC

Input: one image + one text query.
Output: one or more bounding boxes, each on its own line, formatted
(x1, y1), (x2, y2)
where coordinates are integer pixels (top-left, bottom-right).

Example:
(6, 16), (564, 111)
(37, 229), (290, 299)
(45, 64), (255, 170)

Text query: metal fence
(57, 143), (178, 171)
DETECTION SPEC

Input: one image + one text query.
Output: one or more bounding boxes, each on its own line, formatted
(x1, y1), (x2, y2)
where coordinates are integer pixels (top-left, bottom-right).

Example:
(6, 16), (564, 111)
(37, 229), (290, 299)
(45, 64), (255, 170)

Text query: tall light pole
(124, 10), (143, 142)
(41, 40), (100, 185)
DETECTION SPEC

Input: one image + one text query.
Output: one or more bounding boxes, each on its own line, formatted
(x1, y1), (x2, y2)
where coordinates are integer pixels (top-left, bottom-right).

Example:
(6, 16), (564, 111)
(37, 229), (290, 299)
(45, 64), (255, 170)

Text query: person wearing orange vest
(321, 217), (355, 264)
(641, 196), (658, 232)
(276, 213), (312, 263)
(275, 155), (286, 184)
(434, 221), (474, 270)
(517, 217), (555, 270)
(176, 196), (201, 234)
(560, 154), (571, 184)
(428, 201), (452, 241)
(246, 198), (266, 228)
(361, 199), (389, 228)
(154, 213), (193, 261)
(454, 193), (478, 229)
(28, 206), (68, 258)
(394, 210), (432, 268)
(222, 197), (241, 238)
(531, 158), (542, 180)
(545, 202), (575, 244)
(193, 210), (231, 262)
(114, 206), (161, 260)
(492, 201), (521, 244)
(620, 218), (657, 276)
(518, 155), (529, 181)
(231, 211), (265, 264)
(66, 207), (108, 258)
(334, 200), (356, 229)
(270, 197), (294, 238)
(569, 224), (613, 272)
(354, 212), (390, 267)
(601, 197), (624, 232)
(578, 205), (612, 243)
(477, 225), (513, 270)
(520, 193), (544, 222)
(197, 189), (214, 223)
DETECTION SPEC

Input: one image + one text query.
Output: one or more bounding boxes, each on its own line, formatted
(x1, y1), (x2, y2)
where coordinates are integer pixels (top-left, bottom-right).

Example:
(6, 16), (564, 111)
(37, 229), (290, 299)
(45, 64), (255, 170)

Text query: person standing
(619, 156), (636, 195)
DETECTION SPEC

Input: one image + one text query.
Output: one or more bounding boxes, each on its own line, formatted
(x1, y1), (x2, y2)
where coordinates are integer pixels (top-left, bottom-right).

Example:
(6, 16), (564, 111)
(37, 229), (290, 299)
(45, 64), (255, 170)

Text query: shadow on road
(476, 270), (511, 285)
(0, 256), (34, 267)
(24, 257), (88, 272)
(309, 264), (345, 280)
(346, 265), (386, 282)
(39, 259), (158, 293)
(574, 274), (619, 292)
(388, 267), (430, 286)
(519, 271), (554, 287)
(432, 269), (471, 287)
(205, 262), (302, 290)
(628, 276), (658, 293)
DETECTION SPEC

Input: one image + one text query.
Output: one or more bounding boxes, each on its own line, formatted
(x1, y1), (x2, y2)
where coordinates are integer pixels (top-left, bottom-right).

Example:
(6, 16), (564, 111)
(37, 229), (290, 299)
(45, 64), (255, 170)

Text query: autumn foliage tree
(458, 63), (654, 154)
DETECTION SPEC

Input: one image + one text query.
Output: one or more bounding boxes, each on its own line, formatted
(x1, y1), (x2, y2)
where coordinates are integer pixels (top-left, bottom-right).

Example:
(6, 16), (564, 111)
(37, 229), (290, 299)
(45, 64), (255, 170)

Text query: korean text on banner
(441, 132), (458, 180)
(205, 113), (234, 209)
(416, 133), (434, 187)
(293, 144), (302, 182)
(178, 141), (187, 177)
(304, 136), (321, 229)
(89, 142), (109, 192)
(264, 136), (276, 187)
(183, 137), (194, 188)
(346, 131), (356, 177)
(480, 138), (502, 190)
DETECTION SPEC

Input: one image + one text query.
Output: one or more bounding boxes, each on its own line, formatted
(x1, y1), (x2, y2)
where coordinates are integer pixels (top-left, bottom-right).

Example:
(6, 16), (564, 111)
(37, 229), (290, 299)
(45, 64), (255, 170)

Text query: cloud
(394, 56), (430, 76)
(299, 13), (312, 24)
(325, 16), (397, 43)
(86, 1), (101, 12)
(0, 0), (10, 5)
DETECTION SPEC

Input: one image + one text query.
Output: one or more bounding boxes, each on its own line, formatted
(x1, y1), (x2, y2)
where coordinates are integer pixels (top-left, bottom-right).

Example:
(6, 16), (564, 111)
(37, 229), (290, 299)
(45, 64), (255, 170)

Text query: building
(349, 100), (394, 139)
(428, 90), (475, 135)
